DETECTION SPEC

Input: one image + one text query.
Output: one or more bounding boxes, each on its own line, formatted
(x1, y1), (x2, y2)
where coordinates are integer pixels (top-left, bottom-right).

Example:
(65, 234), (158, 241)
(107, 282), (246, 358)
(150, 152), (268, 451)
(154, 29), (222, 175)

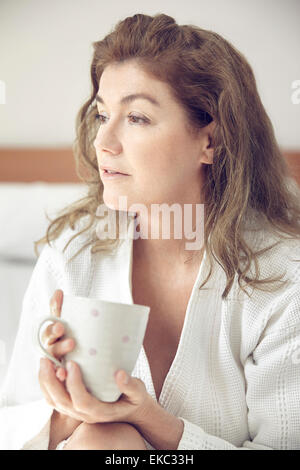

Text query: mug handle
(37, 316), (68, 368)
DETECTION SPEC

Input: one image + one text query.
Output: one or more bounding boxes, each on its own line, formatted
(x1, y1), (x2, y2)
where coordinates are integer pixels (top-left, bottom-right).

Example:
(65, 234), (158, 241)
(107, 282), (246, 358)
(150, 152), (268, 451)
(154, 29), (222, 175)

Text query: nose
(93, 124), (122, 155)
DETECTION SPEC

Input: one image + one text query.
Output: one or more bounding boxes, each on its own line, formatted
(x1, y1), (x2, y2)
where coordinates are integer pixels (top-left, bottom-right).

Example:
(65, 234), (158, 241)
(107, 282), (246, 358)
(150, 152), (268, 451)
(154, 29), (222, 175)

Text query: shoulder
(241, 209), (300, 287)
(36, 213), (127, 290)
(229, 215), (300, 344)
(41, 213), (115, 261)
(50, 214), (96, 254)
(253, 233), (299, 286)
(46, 211), (129, 259)
(34, 215), (99, 279)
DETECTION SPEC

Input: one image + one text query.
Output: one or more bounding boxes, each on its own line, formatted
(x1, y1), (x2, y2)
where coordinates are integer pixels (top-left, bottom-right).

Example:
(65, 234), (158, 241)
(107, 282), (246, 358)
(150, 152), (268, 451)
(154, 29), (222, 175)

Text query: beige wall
(0, 0), (299, 149)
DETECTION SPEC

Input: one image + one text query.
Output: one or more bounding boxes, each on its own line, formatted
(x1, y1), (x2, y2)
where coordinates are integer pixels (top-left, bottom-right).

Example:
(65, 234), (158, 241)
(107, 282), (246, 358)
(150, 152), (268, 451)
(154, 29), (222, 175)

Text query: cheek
(127, 128), (193, 181)
(137, 141), (178, 174)
(155, 130), (192, 167)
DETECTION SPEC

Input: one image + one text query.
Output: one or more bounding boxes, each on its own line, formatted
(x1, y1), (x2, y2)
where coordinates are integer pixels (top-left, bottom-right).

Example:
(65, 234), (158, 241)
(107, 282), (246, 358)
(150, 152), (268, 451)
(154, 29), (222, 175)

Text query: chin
(102, 199), (118, 212)
(103, 191), (145, 217)
(103, 192), (127, 213)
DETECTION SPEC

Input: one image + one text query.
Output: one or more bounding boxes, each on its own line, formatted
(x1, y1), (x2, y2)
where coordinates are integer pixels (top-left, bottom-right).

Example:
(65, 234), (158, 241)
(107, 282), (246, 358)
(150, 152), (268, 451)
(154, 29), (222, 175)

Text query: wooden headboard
(285, 151), (300, 186)
(0, 148), (79, 183)
(0, 147), (299, 185)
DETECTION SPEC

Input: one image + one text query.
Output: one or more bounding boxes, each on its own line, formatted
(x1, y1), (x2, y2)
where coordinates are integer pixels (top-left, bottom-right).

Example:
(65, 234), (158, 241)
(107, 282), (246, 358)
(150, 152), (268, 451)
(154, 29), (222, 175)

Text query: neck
(132, 203), (205, 267)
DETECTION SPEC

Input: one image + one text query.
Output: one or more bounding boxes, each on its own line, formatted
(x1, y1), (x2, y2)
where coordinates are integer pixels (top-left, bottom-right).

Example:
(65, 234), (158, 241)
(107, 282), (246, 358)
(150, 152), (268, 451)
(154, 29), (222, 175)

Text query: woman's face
(93, 61), (212, 213)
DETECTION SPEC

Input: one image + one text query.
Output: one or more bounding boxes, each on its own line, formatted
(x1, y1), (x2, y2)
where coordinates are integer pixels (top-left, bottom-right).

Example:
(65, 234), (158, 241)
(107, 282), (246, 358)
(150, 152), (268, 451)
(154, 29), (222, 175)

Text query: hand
(39, 289), (155, 426)
(40, 289), (75, 382)
(39, 357), (154, 425)
(39, 289), (82, 429)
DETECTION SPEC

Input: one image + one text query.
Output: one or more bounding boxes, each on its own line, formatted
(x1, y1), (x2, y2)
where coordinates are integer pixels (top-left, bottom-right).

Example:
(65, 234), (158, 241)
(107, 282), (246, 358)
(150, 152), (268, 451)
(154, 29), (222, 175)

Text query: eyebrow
(95, 93), (160, 107)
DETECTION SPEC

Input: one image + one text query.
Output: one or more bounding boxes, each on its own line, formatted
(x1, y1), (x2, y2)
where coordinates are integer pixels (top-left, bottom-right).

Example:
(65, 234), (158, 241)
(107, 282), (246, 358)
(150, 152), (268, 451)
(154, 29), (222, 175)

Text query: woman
(1, 13), (300, 450)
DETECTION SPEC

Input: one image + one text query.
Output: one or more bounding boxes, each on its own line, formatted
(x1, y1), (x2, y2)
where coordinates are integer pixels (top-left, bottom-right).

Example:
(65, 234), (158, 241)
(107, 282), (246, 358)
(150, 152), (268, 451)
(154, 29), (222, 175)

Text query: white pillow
(0, 182), (88, 260)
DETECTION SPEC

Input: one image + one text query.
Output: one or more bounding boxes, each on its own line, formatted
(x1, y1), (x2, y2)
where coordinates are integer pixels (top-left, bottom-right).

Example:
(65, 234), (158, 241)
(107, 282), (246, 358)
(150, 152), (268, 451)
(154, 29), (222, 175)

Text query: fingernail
(66, 361), (73, 373)
(123, 373), (129, 384)
(57, 368), (66, 381)
(51, 301), (58, 316)
(118, 370), (129, 384)
(53, 323), (61, 335)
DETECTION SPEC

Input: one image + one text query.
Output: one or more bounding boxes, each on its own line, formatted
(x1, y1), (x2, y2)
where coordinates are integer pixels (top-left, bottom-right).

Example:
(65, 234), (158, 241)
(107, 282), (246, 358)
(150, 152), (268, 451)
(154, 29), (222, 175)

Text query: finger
(41, 290), (64, 345)
(40, 357), (73, 413)
(50, 289), (64, 318)
(65, 362), (95, 412)
(56, 367), (67, 382)
(38, 358), (55, 407)
(41, 321), (65, 345)
(40, 359), (83, 421)
(47, 337), (76, 360)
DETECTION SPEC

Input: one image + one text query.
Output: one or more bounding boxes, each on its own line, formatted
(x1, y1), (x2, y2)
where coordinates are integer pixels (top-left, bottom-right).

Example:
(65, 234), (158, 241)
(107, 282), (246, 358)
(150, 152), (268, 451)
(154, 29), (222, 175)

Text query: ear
(198, 120), (216, 165)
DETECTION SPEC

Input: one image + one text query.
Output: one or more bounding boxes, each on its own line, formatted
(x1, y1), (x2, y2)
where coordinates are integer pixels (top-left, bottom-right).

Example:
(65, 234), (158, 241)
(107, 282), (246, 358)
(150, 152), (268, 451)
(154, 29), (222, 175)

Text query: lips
(100, 166), (129, 175)
(104, 169), (126, 175)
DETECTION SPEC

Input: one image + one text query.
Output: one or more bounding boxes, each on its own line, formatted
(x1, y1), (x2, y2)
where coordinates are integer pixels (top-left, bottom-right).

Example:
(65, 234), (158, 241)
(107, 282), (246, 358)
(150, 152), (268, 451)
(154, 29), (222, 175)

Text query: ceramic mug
(36, 295), (150, 402)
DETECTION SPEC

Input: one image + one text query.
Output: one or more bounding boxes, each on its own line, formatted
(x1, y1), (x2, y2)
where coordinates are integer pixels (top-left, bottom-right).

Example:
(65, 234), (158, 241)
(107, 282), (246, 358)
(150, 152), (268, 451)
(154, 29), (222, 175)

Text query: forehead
(98, 62), (175, 103)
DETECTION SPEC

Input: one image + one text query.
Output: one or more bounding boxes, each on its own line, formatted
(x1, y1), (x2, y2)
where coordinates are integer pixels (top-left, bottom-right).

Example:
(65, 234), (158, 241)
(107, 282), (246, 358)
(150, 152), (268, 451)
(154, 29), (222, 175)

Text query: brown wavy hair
(35, 12), (300, 299)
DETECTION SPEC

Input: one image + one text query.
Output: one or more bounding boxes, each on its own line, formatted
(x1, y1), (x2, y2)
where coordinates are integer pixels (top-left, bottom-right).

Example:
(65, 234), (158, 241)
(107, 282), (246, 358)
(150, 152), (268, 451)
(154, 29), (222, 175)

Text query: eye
(128, 114), (149, 125)
(95, 113), (149, 125)
(95, 113), (107, 124)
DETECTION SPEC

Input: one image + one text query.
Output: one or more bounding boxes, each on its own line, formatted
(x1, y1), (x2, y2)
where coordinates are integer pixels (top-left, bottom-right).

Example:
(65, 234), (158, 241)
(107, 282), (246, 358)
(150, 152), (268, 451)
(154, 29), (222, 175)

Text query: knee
(81, 422), (133, 443)
(63, 421), (147, 450)
(92, 422), (147, 450)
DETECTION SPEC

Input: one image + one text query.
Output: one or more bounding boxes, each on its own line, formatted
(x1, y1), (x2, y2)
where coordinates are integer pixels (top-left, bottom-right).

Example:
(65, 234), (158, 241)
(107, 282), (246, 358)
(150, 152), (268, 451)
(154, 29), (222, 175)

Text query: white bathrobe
(1, 212), (300, 450)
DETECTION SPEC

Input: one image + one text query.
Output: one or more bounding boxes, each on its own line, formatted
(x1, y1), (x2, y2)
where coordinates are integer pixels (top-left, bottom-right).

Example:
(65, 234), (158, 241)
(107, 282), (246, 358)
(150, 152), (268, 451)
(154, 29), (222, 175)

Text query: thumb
(115, 370), (130, 387)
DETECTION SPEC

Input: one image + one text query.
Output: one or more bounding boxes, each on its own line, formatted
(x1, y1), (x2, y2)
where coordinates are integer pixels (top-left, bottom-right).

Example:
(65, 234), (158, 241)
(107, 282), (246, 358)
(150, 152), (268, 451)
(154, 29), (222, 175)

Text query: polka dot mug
(36, 295), (150, 402)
